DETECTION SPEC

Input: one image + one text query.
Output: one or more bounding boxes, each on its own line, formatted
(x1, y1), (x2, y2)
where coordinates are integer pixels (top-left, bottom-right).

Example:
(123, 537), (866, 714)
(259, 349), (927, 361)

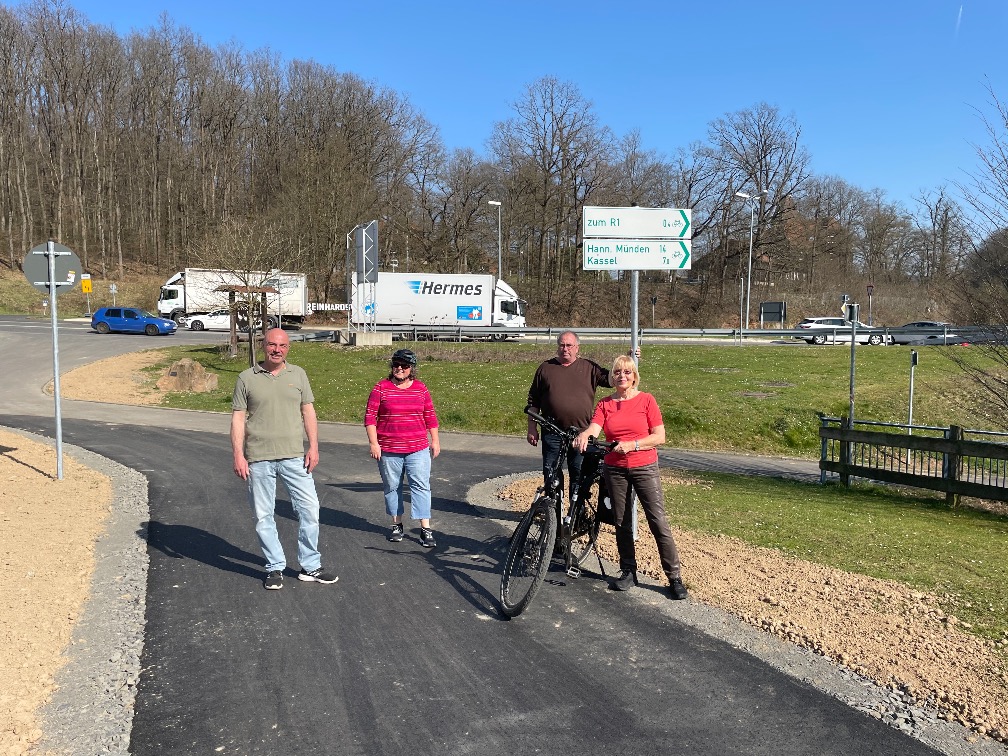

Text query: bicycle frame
(525, 406), (613, 578)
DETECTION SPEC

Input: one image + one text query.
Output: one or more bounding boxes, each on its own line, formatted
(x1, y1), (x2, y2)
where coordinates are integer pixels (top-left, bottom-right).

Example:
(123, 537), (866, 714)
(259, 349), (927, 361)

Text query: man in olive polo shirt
(231, 328), (338, 590)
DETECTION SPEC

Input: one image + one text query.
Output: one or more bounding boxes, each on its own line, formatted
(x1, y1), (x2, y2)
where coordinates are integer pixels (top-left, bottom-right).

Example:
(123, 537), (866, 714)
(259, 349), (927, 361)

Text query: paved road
(0, 318), (942, 756)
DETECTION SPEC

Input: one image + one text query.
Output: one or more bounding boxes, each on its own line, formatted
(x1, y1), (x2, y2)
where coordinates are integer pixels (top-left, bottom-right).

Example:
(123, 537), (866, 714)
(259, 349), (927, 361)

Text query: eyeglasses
(613, 369), (635, 376)
(558, 343), (578, 349)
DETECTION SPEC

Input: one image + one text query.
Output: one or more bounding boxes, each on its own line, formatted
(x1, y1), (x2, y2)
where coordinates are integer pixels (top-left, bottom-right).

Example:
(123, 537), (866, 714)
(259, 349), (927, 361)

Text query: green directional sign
(583, 206), (691, 239)
(583, 239), (691, 270)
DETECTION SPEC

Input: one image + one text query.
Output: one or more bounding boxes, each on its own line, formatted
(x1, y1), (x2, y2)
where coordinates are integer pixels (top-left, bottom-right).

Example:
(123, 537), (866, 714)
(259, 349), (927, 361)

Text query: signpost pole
(25, 240), (82, 480)
(46, 241), (64, 480)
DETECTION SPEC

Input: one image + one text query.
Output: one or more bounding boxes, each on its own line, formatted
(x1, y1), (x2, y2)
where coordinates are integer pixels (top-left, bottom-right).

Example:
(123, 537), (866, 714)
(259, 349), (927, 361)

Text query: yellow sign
(81, 276), (92, 294)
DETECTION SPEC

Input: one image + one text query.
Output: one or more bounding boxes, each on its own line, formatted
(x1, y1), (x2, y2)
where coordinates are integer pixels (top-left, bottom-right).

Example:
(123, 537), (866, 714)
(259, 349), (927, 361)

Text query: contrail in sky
(955, 4), (963, 39)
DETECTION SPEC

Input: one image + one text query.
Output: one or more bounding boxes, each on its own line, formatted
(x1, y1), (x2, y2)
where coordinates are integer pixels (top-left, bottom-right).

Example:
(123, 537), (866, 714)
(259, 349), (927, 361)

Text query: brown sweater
(527, 357), (611, 431)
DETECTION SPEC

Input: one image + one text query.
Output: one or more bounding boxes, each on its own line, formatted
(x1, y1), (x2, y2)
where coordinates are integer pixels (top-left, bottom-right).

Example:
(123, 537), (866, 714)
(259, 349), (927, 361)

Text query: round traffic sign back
(22, 242), (83, 295)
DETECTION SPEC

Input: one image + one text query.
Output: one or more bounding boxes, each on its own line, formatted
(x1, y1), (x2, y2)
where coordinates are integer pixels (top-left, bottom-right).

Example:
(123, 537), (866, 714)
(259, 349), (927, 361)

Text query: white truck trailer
(158, 268), (311, 327)
(351, 272), (526, 339)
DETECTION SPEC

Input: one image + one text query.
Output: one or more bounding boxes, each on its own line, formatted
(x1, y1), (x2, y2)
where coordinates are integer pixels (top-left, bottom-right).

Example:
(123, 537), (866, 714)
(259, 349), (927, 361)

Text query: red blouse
(590, 392), (663, 469)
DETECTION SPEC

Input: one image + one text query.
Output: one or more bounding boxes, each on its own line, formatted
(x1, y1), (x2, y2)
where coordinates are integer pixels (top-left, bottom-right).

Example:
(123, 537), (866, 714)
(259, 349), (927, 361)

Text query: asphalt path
(0, 317), (940, 756)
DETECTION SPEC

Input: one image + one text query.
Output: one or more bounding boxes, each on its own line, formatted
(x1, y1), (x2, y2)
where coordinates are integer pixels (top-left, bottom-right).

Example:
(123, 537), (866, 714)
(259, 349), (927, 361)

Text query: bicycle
(499, 407), (615, 617)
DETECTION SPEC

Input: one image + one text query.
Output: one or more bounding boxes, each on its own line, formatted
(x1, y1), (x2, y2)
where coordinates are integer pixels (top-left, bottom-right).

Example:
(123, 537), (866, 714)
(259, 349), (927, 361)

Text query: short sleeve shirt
(590, 391), (663, 469)
(232, 362), (314, 462)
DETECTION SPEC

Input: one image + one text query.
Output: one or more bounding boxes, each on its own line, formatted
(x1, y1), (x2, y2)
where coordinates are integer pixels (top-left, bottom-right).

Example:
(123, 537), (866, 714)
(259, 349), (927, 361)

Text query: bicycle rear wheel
(567, 480), (602, 569)
(500, 497), (557, 617)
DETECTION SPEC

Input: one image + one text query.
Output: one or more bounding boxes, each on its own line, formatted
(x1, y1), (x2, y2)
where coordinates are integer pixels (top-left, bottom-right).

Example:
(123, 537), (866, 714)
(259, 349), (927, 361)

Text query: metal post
(745, 201), (755, 330)
(488, 200), (502, 277)
(630, 269), (640, 542)
(867, 283), (874, 326)
(46, 241), (64, 480)
(738, 273), (744, 346)
(630, 270), (639, 364)
(907, 350), (917, 468)
(848, 302), (859, 427)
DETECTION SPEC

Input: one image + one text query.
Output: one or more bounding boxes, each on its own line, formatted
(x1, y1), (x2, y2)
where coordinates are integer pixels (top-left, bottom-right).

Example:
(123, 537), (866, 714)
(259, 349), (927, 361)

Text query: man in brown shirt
(526, 331), (612, 505)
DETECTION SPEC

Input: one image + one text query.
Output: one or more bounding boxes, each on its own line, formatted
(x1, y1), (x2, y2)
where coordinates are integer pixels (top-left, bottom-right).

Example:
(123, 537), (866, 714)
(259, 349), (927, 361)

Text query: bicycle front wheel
(500, 498), (557, 617)
(567, 481), (602, 568)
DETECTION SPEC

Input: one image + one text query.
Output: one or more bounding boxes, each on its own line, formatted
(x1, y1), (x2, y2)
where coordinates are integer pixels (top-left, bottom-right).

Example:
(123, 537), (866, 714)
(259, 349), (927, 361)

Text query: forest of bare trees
(0, 1), (1001, 329)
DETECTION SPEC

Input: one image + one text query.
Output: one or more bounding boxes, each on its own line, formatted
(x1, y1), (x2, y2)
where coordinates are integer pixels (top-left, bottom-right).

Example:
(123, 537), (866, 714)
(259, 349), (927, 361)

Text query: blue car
(91, 307), (177, 336)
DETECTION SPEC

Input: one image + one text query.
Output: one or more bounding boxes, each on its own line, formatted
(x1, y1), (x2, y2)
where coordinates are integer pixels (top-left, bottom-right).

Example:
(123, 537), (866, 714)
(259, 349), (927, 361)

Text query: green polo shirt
(232, 362), (315, 463)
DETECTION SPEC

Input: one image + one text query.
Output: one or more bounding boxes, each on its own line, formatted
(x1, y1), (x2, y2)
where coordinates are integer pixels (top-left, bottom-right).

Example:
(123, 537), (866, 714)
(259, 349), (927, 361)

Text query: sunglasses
(391, 362), (412, 370)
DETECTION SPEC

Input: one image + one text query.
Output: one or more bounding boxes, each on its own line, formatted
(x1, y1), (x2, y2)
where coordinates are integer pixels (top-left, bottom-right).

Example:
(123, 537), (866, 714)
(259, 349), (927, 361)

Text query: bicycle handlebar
(525, 405), (615, 457)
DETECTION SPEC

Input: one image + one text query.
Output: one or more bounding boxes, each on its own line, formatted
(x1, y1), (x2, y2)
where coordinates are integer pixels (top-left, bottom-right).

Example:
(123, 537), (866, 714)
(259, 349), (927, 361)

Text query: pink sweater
(364, 378), (439, 453)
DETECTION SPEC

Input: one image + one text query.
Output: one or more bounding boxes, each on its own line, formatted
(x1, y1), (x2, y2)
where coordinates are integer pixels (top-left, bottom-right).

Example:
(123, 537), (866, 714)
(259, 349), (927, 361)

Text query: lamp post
(488, 200), (502, 278)
(734, 190), (766, 329)
(866, 283), (874, 326)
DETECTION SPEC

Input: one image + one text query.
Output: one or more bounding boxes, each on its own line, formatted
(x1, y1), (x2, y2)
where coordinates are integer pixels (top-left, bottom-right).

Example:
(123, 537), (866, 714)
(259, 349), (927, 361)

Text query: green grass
(666, 471), (1008, 640)
(152, 338), (1005, 456)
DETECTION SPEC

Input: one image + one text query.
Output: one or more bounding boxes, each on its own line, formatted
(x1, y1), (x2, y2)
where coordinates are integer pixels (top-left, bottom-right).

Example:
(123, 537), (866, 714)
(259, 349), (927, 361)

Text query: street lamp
(734, 190), (767, 329)
(866, 283), (875, 326)
(488, 200), (502, 278)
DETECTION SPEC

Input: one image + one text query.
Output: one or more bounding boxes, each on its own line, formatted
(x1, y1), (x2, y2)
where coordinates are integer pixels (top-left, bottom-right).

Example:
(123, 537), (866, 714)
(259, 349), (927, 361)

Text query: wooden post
(945, 425), (962, 508)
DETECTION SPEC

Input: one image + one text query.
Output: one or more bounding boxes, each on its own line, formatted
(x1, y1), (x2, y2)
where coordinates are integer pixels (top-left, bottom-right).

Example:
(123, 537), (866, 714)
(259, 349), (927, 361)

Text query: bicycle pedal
(566, 566), (581, 579)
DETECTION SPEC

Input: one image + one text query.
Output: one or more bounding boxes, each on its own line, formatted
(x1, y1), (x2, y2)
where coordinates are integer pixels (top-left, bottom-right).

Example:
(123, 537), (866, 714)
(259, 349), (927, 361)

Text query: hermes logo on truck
(407, 280), (483, 296)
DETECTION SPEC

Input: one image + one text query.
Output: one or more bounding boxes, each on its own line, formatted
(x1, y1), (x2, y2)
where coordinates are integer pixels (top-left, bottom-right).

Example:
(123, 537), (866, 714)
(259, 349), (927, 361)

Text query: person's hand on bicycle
(573, 422), (603, 453)
(526, 416), (539, 447)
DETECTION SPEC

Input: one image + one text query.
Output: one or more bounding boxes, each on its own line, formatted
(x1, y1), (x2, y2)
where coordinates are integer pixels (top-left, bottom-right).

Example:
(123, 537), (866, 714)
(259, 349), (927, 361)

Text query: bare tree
(949, 84), (1008, 426)
(490, 77), (614, 314)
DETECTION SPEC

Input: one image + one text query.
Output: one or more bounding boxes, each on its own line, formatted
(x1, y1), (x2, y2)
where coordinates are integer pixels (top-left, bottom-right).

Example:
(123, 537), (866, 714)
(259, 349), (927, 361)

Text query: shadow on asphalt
(144, 521), (263, 579)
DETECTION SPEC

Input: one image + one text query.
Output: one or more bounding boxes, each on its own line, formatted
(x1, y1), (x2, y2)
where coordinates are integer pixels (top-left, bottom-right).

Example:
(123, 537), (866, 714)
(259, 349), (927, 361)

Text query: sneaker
(298, 567), (339, 584)
(387, 523), (404, 542)
(669, 577), (689, 600)
(420, 527), (437, 548)
(264, 570), (283, 590)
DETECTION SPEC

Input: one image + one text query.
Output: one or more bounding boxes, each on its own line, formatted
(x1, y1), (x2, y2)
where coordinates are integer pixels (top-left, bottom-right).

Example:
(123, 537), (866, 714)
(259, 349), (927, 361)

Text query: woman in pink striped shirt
(365, 348), (441, 547)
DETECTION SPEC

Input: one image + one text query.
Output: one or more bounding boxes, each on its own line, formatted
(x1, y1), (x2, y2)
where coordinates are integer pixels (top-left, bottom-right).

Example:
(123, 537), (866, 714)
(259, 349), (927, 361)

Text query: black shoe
(612, 570), (638, 591)
(387, 523), (404, 542)
(420, 527), (437, 548)
(264, 570), (283, 590)
(298, 567), (339, 584)
(669, 577), (689, 600)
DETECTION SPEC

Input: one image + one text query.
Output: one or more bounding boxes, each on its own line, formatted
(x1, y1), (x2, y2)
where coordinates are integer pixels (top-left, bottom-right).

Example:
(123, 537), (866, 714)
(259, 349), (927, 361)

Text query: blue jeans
(377, 449), (432, 520)
(247, 457), (322, 572)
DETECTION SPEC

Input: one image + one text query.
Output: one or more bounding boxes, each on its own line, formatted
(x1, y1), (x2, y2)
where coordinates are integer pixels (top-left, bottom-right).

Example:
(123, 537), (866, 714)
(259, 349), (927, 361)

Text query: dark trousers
(604, 462), (681, 582)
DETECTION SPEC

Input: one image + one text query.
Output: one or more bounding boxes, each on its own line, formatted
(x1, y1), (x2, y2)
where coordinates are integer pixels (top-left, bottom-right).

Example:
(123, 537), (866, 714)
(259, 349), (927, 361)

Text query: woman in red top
(574, 355), (688, 600)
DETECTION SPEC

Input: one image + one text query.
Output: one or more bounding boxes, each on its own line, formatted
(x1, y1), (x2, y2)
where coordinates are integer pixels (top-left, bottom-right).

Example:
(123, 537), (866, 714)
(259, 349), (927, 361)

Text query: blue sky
(67, 0), (1007, 210)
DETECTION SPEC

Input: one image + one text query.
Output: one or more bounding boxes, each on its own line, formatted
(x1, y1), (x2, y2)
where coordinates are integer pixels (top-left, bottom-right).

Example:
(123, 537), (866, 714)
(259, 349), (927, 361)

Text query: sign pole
(46, 241), (64, 480)
(25, 240), (81, 480)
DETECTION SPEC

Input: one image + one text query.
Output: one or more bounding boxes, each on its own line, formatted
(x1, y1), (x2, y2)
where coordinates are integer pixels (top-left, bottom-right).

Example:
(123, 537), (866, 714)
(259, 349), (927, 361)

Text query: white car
(181, 309), (245, 332)
(794, 317), (891, 346)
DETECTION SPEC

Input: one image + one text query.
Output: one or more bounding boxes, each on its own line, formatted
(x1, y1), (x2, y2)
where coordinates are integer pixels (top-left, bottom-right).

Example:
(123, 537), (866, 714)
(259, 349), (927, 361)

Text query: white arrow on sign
(583, 239), (691, 270)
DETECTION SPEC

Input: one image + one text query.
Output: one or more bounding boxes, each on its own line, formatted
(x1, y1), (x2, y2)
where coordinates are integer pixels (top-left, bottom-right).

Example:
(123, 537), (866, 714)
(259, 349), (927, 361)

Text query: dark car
(91, 307), (177, 336)
(906, 333), (970, 346)
(889, 321), (953, 345)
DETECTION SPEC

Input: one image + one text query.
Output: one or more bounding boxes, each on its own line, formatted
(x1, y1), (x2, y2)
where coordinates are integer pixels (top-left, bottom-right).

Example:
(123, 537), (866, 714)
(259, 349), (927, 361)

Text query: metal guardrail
(819, 416), (1008, 505)
(282, 323), (1005, 345)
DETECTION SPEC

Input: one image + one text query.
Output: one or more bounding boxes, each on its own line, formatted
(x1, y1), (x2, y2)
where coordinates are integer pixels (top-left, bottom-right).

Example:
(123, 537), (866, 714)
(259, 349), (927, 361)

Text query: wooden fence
(819, 416), (1008, 506)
